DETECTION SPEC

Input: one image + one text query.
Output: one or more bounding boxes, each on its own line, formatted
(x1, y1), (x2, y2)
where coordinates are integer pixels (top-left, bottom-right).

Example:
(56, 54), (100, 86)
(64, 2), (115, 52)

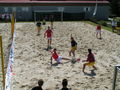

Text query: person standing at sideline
(96, 25), (102, 39)
(111, 18), (116, 32)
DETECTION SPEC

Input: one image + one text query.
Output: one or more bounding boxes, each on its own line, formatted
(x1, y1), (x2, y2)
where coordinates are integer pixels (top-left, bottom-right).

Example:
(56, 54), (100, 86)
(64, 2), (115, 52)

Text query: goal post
(11, 12), (15, 39)
(0, 36), (5, 90)
(112, 65), (120, 90)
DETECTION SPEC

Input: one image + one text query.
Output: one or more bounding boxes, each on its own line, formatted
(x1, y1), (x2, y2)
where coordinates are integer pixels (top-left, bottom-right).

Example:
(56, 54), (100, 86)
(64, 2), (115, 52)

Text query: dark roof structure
(0, 0), (109, 6)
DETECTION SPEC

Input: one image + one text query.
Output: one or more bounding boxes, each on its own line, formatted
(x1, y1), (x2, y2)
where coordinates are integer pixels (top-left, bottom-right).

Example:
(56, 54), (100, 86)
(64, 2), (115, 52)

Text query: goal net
(33, 10), (61, 22)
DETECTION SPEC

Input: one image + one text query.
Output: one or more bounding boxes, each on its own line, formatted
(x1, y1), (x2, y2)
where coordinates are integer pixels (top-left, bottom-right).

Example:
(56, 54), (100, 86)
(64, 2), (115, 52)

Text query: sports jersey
(96, 25), (101, 30)
(52, 52), (59, 60)
(87, 53), (95, 62)
(71, 40), (77, 47)
(36, 22), (41, 27)
(45, 29), (53, 38)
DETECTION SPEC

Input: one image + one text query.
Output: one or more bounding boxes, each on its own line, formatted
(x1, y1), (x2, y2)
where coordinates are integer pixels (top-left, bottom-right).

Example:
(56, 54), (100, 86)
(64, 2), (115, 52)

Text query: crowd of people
(0, 13), (11, 22)
(32, 79), (70, 90)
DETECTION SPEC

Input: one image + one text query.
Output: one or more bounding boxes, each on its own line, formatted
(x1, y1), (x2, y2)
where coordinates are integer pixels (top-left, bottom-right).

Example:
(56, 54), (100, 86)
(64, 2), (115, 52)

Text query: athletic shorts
(85, 62), (95, 66)
(56, 56), (62, 63)
(71, 46), (77, 51)
(112, 26), (115, 29)
(116, 27), (120, 30)
(37, 26), (42, 30)
(47, 37), (52, 40)
(96, 30), (101, 33)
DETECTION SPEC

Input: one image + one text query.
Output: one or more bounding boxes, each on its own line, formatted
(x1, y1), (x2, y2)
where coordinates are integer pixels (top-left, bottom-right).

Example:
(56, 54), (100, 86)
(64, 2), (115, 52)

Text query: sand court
(10, 22), (120, 90)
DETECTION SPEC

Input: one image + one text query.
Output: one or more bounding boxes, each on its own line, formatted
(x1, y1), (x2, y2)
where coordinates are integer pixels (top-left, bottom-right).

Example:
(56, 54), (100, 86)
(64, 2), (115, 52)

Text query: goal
(33, 10), (61, 22)
(113, 65), (120, 90)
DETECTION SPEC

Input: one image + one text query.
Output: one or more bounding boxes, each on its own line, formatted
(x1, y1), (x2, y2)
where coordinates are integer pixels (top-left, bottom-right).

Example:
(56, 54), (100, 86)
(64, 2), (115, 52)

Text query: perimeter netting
(115, 66), (120, 90)
(34, 11), (61, 22)
(113, 66), (120, 90)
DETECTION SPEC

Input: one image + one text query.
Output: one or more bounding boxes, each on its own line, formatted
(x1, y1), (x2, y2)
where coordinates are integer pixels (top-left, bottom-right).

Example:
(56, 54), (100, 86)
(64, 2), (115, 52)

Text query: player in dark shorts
(36, 21), (42, 36)
(111, 19), (116, 32)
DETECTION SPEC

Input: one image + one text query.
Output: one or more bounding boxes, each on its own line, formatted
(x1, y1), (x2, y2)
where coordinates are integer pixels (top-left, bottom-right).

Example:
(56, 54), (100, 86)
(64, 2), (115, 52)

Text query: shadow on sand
(43, 48), (49, 51)
(51, 63), (59, 66)
(84, 69), (96, 77)
(43, 47), (53, 51)
(51, 60), (71, 66)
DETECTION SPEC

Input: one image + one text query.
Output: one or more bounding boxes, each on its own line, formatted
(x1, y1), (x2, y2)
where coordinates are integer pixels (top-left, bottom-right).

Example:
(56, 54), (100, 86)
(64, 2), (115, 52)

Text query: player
(96, 25), (102, 39)
(50, 48), (71, 64)
(36, 21), (42, 36)
(82, 49), (97, 73)
(44, 26), (53, 49)
(69, 36), (77, 57)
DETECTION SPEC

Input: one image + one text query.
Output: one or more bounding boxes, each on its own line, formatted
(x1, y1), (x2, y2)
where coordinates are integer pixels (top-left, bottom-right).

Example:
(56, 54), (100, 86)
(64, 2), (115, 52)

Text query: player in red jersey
(96, 25), (102, 39)
(50, 48), (71, 64)
(44, 26), (53, 49)
(82, 49), (97, 73)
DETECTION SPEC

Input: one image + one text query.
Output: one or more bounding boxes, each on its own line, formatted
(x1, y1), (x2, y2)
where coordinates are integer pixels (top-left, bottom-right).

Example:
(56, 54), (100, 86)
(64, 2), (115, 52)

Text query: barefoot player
(69, 36), (77, 57)
(83, 49), (97, 73)
(50, 48), (71, 64)
(36, 21), (42, 36)
(44, 26), (53, 49)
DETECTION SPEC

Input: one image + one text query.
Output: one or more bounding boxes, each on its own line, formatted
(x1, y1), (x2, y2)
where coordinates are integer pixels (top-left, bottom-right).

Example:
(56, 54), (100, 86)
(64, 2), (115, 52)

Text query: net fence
(115, 66), (120, 90)
(113, 65), (120, 90)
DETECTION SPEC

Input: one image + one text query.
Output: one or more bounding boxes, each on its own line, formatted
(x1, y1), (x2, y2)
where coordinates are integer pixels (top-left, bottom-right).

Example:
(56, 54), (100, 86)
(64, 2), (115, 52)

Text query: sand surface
(10, 22), (120, 90)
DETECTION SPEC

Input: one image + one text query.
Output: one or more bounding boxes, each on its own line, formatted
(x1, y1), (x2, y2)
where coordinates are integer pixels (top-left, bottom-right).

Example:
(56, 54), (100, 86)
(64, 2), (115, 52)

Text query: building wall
(33, 6), (110, 20)
(0, 5), (110, 21)
(0, 6), (32, 21)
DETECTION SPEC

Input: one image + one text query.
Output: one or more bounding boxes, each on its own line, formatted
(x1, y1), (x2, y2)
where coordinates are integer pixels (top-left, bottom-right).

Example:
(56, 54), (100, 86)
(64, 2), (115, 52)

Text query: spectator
(111, 18), (117, 32)
(32, 79), (44, 90)
(2, 14), (5, 21)
(61, 79), (69, 90)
